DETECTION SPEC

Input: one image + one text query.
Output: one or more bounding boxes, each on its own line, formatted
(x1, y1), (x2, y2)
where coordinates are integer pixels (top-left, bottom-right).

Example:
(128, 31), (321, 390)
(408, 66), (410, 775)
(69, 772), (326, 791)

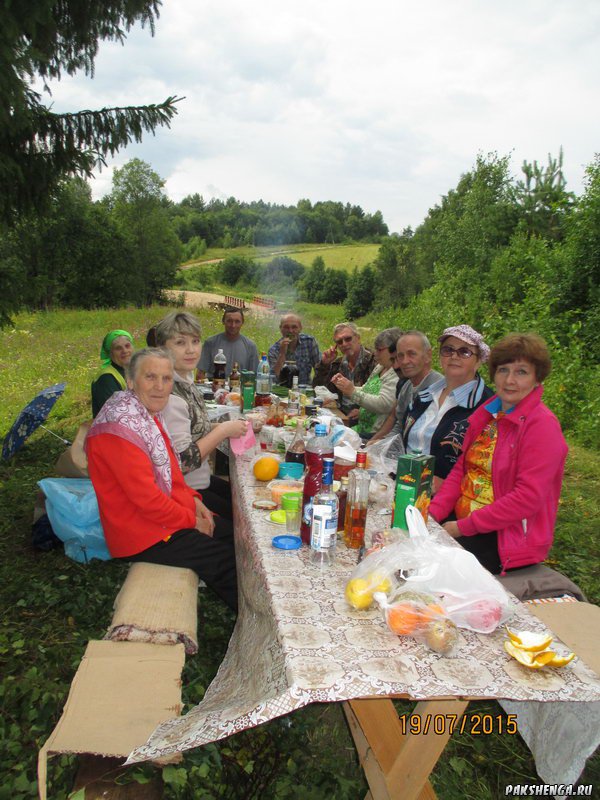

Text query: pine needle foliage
(0, 0), (182, 222)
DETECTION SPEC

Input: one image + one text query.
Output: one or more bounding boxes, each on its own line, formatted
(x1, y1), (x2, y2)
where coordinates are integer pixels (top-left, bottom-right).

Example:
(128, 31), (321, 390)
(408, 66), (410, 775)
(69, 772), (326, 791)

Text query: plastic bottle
(343, 448), (371, 549)
(300, 424), (334, 544)
(213, 349), (227, 391)
(255, 353), (271, 406)
(310, 458), (338, 566)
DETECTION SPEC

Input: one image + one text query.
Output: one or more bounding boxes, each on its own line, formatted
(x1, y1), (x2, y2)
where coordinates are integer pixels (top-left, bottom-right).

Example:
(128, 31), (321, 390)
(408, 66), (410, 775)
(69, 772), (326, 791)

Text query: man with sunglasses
(313, 322), (375, 415)
(268, 313), (321, 385)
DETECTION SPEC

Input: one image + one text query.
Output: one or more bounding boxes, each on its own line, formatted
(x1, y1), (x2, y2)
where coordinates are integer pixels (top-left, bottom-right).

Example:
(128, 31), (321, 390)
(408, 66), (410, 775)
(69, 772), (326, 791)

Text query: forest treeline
(0, 158), (387, 325)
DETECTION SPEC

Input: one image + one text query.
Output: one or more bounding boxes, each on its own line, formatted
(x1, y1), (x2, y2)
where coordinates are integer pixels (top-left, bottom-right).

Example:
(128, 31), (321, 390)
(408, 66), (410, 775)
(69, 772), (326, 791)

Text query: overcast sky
(41, 0), (600, 233)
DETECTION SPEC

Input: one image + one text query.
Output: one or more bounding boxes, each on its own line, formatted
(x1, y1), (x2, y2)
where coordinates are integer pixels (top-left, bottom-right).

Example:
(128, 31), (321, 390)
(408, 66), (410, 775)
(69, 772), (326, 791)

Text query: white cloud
(39, 0), (600, 232)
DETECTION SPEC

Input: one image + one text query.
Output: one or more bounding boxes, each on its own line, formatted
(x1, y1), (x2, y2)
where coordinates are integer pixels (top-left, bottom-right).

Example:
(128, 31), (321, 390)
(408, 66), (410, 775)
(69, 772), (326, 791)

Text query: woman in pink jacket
(429, 333), (568, 574)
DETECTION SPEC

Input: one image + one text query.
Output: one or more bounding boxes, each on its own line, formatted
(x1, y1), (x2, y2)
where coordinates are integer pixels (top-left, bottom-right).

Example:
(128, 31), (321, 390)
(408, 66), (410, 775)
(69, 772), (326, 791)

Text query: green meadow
(0, 304), (598, 799)
(184, 242), (381, 273)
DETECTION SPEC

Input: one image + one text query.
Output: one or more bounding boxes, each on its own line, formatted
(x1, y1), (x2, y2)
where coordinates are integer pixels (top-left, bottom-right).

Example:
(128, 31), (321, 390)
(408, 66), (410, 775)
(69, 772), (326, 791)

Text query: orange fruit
(387, 603), (421, 635)
(253, 456), (280, 481)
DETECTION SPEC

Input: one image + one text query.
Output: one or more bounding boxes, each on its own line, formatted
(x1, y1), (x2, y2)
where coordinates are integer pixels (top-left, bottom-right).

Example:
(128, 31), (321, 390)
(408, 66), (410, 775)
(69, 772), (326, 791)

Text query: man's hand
(321, 344), (338, 365)
(279, 336), (292, 354)
(331, 373), (354, 396)
(442, 521), (461, 538)
(194, 497), (216, 537)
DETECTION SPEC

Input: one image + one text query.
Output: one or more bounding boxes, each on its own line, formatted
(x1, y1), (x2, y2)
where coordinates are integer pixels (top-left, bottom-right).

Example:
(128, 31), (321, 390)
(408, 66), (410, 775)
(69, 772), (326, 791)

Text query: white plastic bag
(343, 506), (511, 633)
(367, 435), (404, 475)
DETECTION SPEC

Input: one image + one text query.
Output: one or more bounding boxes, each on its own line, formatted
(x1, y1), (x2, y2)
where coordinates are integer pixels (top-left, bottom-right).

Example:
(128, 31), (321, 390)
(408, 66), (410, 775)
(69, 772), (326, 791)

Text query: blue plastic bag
(38, 478), (111, 563)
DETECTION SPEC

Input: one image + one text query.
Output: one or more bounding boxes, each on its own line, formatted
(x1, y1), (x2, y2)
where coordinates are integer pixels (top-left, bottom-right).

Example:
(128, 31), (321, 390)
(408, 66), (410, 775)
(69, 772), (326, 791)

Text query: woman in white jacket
(331, 327), (401, 439)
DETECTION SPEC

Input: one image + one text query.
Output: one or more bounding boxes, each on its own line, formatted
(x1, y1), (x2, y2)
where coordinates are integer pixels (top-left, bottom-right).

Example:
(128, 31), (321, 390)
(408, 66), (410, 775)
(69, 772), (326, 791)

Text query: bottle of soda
(343, 448), (371, 549)
(300, 424), (334, 544)
(310, 458), (338, 567)
(229, 362), (241, 392)
(213, 349), (227, 392)
(285, 422), (305, 465)
(255, 353), (271, 406)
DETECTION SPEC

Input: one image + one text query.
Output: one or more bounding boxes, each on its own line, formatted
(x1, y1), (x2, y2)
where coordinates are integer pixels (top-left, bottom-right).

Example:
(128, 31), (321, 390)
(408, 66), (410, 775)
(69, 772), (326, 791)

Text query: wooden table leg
(343, 697), (469, 800)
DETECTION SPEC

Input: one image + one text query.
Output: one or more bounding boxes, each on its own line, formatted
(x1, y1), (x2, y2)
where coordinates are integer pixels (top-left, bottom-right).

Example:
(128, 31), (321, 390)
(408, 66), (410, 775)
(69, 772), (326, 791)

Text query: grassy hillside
(0, 304), (598, 798)
(184, 242), (380, 273)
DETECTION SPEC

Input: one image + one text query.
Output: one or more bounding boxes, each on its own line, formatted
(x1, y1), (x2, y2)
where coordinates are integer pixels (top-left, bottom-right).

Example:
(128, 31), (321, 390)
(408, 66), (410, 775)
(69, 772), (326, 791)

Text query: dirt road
(164, 289), (276, 316)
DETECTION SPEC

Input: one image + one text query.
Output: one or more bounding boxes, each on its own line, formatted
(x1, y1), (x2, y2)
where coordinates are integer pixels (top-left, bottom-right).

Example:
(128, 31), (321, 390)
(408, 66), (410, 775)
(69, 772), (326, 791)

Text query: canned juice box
(392, 453), (435, 531)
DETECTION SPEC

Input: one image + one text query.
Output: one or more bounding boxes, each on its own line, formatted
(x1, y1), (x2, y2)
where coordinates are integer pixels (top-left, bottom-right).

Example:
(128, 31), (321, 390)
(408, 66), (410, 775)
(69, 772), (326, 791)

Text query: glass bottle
(229, 362), (241, 392)
(287, 375), (300, 416)
(336, 476), (349, 533)
(309, 458), (338, 567)
(285, 422), (305, 465)
(300, 424), (334, 544)
(343, 448), (370, 549)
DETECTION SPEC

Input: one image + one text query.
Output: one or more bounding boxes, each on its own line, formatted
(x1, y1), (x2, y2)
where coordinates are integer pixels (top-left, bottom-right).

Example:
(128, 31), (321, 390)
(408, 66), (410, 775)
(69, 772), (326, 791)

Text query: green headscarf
(100, 330), (134, 367)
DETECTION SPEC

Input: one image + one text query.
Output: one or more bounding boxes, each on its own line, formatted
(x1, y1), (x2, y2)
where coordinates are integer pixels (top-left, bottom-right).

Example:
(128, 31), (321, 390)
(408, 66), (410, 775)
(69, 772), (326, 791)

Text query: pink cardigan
(429, 386), (568, 571)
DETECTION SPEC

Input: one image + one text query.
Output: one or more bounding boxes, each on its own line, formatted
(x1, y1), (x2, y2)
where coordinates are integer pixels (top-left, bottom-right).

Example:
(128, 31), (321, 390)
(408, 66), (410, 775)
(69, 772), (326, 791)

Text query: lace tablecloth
(127, 451), (600, 781)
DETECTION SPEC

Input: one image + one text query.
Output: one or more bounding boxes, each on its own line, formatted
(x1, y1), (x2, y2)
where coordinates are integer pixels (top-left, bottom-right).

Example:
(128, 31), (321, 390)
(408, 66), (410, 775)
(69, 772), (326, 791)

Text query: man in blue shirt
(268, 313), (320, 385)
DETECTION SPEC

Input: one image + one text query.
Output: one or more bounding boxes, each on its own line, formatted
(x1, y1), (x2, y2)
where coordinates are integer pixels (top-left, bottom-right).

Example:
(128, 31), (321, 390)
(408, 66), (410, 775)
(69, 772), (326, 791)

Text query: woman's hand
(321, 345), (338, 365)
(346, 408), (360, 420)
(442, 521), (461, 538)
(431, 475), (444, 495)
(331, 374), (355, 396)
(223, 418), (248, 440)
(194, 497), (215, 537)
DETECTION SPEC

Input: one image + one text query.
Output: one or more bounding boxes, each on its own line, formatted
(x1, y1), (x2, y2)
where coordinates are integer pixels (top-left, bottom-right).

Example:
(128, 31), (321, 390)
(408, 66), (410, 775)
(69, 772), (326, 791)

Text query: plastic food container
(267, 479), (305, 506)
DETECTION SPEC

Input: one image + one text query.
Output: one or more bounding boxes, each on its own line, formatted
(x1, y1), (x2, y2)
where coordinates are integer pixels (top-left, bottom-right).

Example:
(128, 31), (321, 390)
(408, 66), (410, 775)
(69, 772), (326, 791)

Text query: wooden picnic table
(124, 448), (600, 797)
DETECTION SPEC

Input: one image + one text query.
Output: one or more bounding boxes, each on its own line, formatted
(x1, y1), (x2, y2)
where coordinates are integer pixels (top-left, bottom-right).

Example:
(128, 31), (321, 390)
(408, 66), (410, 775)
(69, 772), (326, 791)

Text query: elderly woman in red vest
(86, 348), (238, 612)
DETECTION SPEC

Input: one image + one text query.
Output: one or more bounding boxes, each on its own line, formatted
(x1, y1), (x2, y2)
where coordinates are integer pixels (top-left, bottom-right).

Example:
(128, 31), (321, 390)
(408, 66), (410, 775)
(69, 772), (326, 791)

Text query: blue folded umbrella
(2, 382), (69, 460)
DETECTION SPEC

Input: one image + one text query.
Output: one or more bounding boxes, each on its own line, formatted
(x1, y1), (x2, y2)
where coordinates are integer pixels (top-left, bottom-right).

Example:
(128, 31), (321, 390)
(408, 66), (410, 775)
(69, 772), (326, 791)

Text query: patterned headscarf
(100, 330), (133, 367)
(87, 389), (173, 495)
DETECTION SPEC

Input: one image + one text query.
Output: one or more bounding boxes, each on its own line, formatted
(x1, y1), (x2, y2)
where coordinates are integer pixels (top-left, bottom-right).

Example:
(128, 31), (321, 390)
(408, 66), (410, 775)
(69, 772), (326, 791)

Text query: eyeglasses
(334, 335), (354, 346)
(439, 345), (476, 359)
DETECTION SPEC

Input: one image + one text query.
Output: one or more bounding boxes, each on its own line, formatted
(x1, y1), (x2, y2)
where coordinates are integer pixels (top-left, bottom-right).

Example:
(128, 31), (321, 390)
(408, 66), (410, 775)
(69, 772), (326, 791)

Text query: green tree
(219, 255), (255, 286)
(106, 158), (182, 304)
(1, 0), (181, 223)
(511, 149), (574, 241)
(344, 266), (375, 319)
(300, 256), (327, 300)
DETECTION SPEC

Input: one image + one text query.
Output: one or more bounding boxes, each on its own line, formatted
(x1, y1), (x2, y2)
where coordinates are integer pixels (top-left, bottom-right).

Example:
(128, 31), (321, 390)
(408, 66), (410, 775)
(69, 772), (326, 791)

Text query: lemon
(345, 578), (373, 610)
(253, 456), (280, 481)
(368, 572), (392, 594)
(506, 627), (553, 652)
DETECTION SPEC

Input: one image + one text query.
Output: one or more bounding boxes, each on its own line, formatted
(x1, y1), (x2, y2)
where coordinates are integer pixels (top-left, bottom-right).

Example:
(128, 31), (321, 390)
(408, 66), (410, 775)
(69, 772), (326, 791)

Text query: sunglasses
(334, 335), (354, 346)
(440, 345), (476, 359)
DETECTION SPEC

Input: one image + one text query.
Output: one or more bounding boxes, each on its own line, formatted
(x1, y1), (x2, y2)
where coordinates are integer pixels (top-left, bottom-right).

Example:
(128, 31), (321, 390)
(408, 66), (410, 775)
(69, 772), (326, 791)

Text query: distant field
(184, 243), (380, 273)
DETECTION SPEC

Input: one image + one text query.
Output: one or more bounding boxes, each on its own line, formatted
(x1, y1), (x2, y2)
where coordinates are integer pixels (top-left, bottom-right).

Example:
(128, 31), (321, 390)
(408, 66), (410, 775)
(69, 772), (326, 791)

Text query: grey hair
(374, 327), (404, 352)
(126, 348), (175, 382)
(155, 312), (202, 346)
(333, 321), (359, 338)
(398, 329), (432, 351)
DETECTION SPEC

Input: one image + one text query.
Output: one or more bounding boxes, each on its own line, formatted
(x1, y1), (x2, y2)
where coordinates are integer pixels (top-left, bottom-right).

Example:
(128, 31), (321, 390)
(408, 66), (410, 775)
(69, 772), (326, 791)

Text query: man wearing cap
(197, 308), (259, 380)
(369, 330), (442, 444)
(268, 313), (321, 385)
(314, 322), (375, 415)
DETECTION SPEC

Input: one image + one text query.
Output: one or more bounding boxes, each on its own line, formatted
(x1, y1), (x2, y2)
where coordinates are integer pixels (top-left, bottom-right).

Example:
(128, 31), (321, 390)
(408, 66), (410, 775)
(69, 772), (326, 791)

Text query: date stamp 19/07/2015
(398, 712), (517, 736)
